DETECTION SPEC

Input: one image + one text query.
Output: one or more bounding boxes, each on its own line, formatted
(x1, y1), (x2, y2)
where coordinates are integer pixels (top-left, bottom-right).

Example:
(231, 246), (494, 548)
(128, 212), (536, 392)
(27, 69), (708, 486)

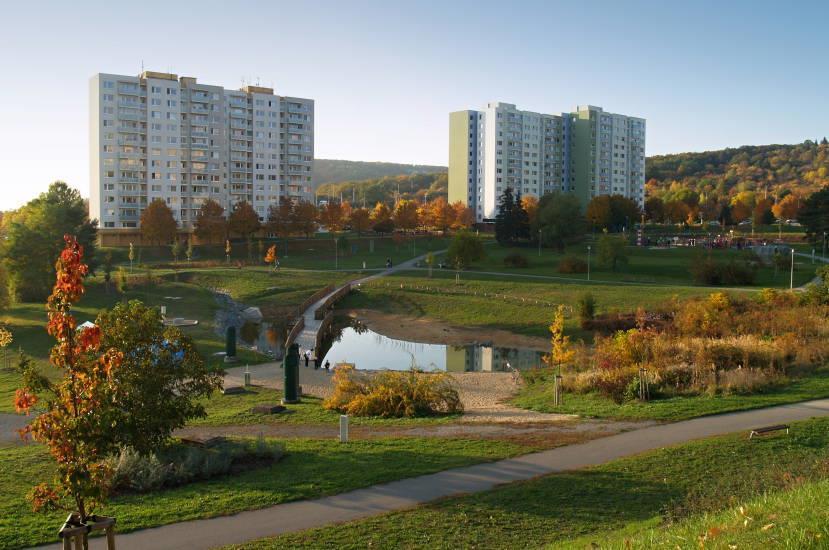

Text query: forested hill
(315, 173), (448, 206)
(313, 159), (446, 187)
(645, 140), (829, 201)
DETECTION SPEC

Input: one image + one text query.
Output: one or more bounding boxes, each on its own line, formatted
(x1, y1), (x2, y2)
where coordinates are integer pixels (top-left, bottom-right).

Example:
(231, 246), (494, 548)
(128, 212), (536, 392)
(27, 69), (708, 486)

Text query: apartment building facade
(90, 71), (313, 239)
(449, 102), (645, 222)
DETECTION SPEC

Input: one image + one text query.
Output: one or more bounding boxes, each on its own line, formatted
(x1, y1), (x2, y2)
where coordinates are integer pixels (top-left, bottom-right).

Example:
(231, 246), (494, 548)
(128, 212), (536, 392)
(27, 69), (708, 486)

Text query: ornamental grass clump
(324, 365), (463, 417)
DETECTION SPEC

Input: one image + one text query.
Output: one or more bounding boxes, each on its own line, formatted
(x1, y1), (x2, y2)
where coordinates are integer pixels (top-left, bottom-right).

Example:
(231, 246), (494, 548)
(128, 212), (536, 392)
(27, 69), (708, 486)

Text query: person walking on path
(304, 350), (310, 367)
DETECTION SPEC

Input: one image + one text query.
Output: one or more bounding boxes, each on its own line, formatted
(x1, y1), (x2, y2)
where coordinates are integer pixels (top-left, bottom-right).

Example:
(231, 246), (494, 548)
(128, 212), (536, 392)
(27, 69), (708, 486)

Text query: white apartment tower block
(90, 71), (314, 233)
(449, 102), (645, 222)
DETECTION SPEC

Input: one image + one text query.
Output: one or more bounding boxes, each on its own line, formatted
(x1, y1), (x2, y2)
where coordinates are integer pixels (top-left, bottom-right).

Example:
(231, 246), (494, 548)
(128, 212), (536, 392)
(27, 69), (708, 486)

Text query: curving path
(293, 251), (445, 352)
(39, 398), (829, 550)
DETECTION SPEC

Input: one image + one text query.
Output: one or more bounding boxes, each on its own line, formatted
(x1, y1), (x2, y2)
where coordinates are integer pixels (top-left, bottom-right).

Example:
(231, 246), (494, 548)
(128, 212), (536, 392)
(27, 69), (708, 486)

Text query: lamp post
(790, 248), (795, 290)
(823, 231), (827, 260)
(334, 237), (338, 270)
(538, 229), (542, 257)
(587, 245), (592, 281)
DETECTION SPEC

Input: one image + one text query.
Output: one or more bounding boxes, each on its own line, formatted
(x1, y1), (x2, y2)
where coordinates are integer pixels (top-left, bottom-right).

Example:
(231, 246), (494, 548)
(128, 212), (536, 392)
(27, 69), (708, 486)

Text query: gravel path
(224, 362), (573, 424)
(0, 412), (30, 444)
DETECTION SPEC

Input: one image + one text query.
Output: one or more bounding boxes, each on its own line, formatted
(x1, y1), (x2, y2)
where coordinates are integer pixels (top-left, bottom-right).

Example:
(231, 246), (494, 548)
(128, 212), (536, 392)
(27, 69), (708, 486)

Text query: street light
(587, 245), (592, 281)
(790, 248), (795, 290)
(538, 229), (542, 257)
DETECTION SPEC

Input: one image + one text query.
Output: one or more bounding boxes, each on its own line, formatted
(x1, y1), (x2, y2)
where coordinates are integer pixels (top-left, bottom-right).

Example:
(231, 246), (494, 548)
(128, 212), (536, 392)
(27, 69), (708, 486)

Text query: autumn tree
(521, 196), (539, 230)
(267, 197), (295, 238)
(139, 199), (177, 246)
(193, 199), (226, 244)
(2, 182), (98, 302)
(228, 201), (261, 240)
(264, 244), (278, 270)
(319, 201), (345, 232)
(450, 201), (474, 229)
(349, 207), (371, 235)
(586, 195), (612, 229)
(370, 202), (394, 233)
(772, 194), (800, 220)
(292, 200), (319, 237)
(16, 236), (122, 524)
(428, 197), (453, 232)
(753, 197), (775, 226)
(546, 304), (574, 375)
(394, 199), (420, 233)
(644, 197), (665, 223)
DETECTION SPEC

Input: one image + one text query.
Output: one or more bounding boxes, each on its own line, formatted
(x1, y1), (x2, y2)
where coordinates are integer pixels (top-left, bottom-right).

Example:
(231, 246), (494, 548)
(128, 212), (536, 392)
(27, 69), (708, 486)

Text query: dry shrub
(324, 365), (463, 417)
(717, 367), (785, 395)
(558, 255), (588, 274)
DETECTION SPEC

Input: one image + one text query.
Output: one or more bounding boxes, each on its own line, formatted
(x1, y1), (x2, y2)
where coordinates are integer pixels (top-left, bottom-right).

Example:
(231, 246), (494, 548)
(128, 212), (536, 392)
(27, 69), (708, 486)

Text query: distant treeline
(313, 159), (446, 187)
(316, 173), (448, 206)
(646, 140), (829, 203)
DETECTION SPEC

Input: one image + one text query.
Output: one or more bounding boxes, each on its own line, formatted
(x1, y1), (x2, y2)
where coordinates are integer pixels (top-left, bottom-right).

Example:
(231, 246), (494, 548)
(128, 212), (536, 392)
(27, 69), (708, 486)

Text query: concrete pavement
(45, 397), (829, 550)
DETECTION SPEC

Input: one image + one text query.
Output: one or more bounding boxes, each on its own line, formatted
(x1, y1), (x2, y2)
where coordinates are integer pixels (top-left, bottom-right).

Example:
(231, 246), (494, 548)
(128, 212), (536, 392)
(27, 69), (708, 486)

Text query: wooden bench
(749, 424), (789, 439)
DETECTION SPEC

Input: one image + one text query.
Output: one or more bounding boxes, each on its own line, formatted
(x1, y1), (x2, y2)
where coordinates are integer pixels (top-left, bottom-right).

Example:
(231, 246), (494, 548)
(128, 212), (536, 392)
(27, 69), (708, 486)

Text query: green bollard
(224, 326), (237, 363)
(283, 343), (300, 404)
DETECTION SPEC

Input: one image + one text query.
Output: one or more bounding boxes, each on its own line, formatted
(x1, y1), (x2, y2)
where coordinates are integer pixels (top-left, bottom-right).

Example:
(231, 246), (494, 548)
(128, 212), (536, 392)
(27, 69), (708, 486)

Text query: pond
(319, 319), (545, 372)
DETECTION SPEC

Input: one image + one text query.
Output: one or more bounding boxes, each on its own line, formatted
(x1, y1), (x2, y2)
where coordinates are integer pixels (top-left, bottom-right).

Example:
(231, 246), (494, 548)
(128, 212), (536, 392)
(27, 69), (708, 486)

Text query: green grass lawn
(437, 244), (815, 288)
(0, 268), (347, 413)
(228, 416), (829, 549)
(195, 388), (460, 427)
(564, 478), (829, 549)
(101, 234), (451, 272)
(514, 368), (829, 422)
(0, 436), (530, 549)
(345, 272), (715, 340)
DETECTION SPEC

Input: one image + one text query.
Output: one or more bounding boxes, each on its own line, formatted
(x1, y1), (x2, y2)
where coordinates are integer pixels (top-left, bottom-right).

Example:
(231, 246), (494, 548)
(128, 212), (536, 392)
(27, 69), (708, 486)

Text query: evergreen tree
(494, 187), (517, 244)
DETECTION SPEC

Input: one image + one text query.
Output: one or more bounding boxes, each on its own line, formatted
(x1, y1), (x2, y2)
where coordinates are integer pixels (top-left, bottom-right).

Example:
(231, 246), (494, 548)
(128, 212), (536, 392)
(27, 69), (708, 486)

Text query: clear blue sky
(1, 0), (827, 210)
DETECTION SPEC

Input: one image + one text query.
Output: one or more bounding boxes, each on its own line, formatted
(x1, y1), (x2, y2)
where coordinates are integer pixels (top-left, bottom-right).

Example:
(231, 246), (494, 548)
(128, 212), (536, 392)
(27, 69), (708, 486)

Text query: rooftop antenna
(256, 76), (260, 86)
(140, 60), (144, 75)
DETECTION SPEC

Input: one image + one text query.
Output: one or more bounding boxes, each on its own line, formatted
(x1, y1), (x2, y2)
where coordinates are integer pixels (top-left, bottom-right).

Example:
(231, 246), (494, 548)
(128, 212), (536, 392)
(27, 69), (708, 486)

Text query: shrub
(324, 366), (463, 417)
(690, 256), (757, 285)
(107, 438), (283, 494)
(503, 253), (529, 268)
(558, 255), (588, 274)
(577, 292), (596, 327)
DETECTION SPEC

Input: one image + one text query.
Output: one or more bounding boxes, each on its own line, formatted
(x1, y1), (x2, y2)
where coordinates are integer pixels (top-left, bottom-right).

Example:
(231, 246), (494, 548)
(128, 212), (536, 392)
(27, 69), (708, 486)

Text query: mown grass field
(228, 416), (829, 549)
(0, 436), (532, 549)
(344, 271), (716, 340)
(434, 243), (816, 288)
(514, 368), (829, 422)
(100, 234), (451, 272)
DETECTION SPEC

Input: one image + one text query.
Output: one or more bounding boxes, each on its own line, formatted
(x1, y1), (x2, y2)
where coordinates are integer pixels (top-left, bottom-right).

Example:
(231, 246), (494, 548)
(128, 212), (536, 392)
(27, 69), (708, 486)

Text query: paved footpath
(40, 398), (829, 550)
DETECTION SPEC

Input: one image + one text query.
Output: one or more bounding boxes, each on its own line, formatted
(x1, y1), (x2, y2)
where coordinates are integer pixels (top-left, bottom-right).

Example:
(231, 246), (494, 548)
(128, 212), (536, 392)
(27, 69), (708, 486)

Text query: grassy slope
(229, 416), (829, 549)
(564, 478), (829, 549)
(344, 271), (713, 339)
(0, 437), (529, 549)
(514, 368), (829, 422)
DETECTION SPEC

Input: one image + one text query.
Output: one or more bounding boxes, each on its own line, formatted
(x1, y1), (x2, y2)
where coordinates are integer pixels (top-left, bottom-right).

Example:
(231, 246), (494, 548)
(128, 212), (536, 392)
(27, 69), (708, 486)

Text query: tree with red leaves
(15, 235), (122, 523)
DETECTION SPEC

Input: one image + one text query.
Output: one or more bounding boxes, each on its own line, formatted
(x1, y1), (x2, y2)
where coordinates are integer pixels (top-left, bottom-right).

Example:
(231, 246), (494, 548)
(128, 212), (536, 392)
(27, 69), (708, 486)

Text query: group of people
(298, 346), (331, 371)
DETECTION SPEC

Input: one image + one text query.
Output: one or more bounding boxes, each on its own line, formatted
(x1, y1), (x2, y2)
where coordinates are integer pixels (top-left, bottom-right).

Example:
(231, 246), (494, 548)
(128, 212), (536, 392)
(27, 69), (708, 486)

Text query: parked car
(786, 219), (802, 226)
